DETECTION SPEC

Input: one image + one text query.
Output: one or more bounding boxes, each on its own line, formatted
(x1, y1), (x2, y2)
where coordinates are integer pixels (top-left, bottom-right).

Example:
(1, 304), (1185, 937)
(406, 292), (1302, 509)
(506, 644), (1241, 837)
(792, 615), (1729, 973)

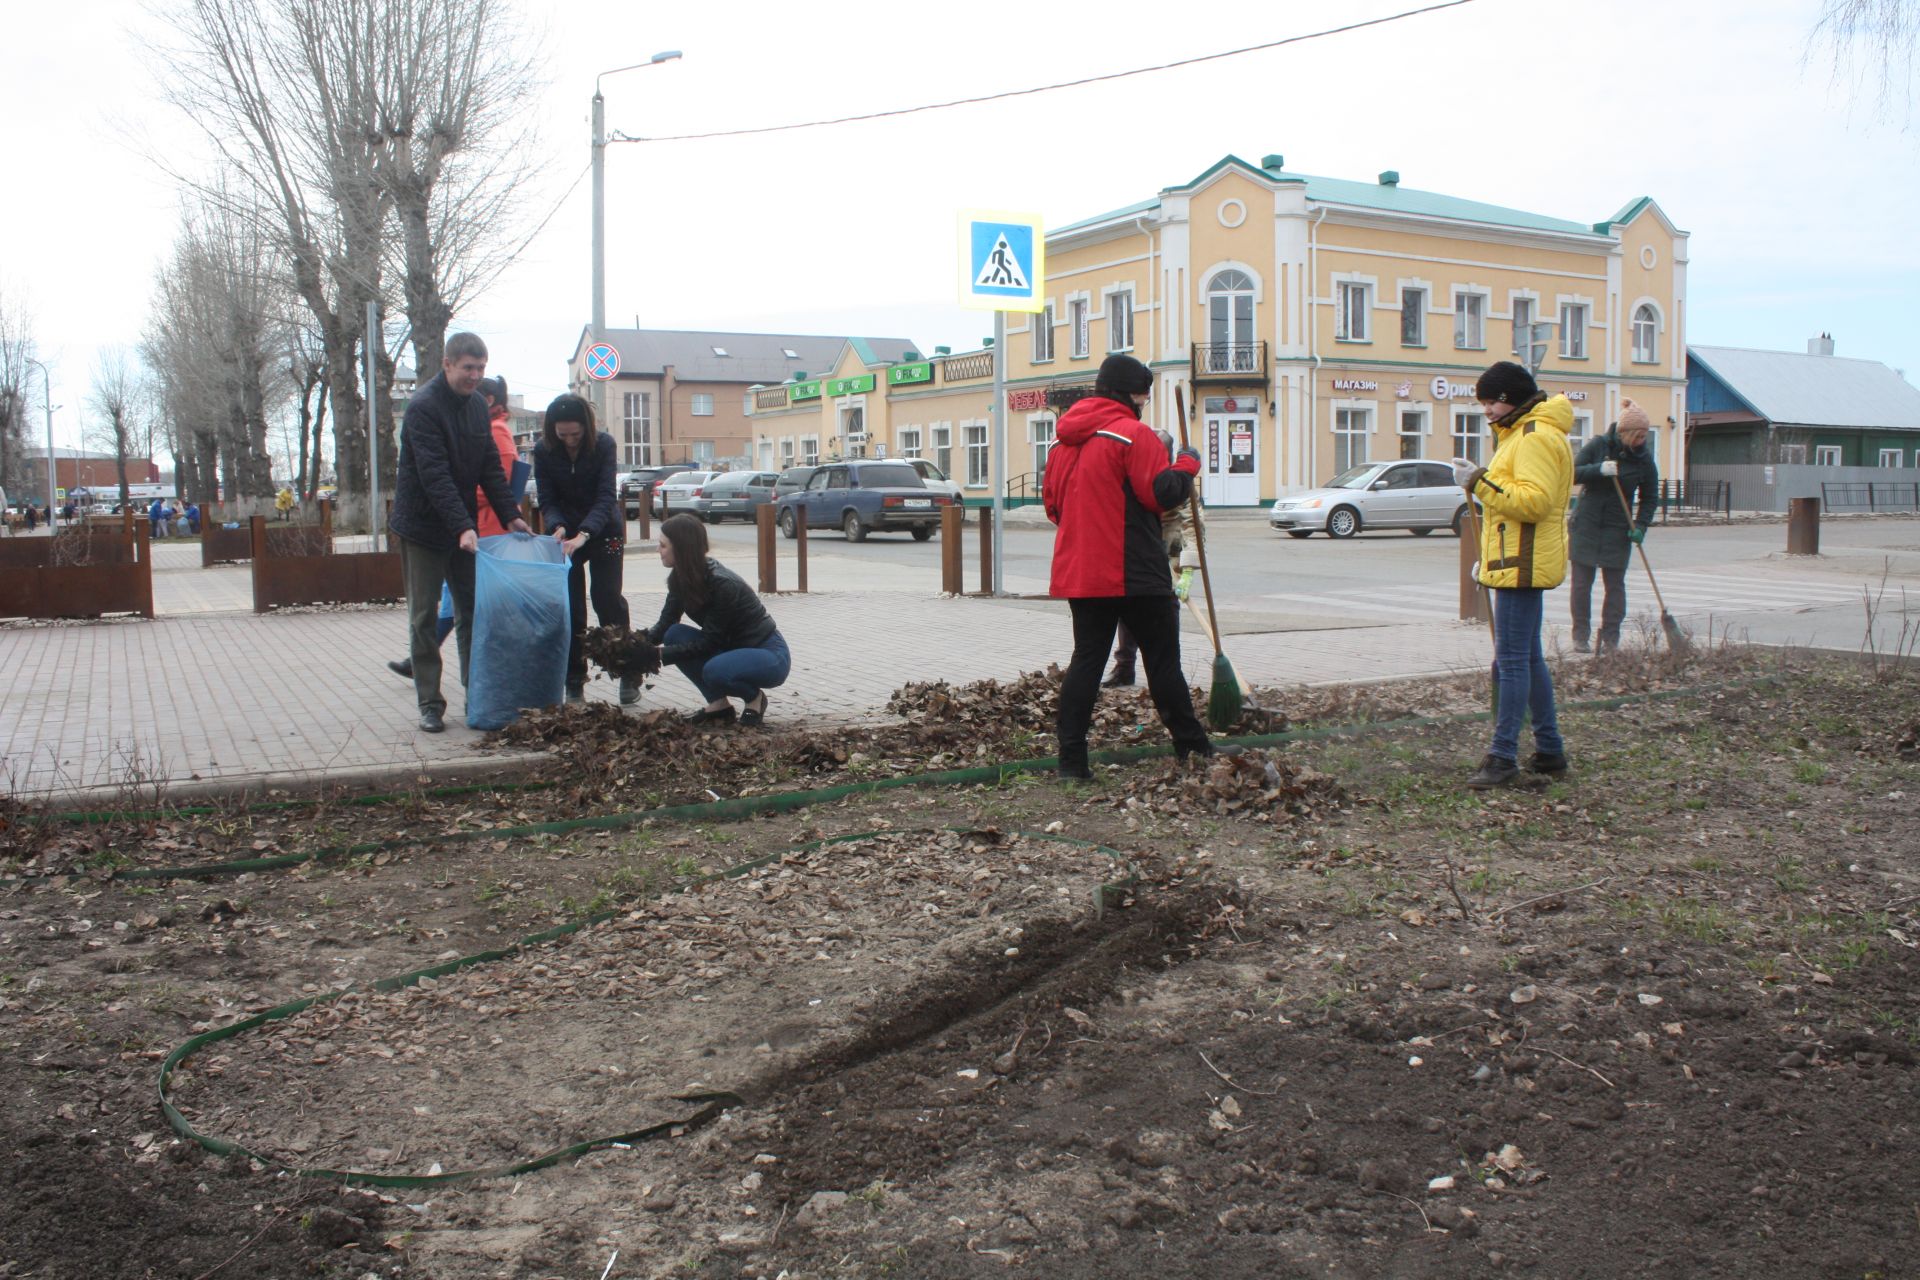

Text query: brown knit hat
(1617, 400), (1651, 434)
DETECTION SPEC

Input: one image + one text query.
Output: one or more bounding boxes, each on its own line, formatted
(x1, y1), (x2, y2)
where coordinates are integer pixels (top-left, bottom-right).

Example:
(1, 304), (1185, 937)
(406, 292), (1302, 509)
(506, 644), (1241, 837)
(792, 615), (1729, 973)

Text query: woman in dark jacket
(1568, 399), (1659, 653)
(647, 513), (789, 726)
(533, 394), (637, 704)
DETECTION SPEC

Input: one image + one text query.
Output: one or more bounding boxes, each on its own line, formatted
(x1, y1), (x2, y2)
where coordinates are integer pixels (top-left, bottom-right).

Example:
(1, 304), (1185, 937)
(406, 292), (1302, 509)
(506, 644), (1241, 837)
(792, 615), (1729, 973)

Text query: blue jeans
(664, 625), (791, 703)
(1491, 588), (1564, 763)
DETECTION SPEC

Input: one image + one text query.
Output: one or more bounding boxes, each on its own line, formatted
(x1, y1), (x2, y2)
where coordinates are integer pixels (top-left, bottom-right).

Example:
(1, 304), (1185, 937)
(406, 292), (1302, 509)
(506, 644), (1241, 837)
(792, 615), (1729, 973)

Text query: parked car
(1267, 460), (1469, 539)
(773, 459), (954, 542)
(653, 470), (719, 518)
(619, 463), (696, 518)
(693, 470), (780, 523)
(904, 457), (965, 519)
(772, 466), (818, 499)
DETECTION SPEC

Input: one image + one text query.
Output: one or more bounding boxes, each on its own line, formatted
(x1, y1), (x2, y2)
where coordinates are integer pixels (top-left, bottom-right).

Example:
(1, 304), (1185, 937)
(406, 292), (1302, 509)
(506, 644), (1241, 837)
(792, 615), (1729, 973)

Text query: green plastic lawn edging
(30, 779), (554, 828)
(2, 675), (1777, 891)
(157, 826), (1135, 1188)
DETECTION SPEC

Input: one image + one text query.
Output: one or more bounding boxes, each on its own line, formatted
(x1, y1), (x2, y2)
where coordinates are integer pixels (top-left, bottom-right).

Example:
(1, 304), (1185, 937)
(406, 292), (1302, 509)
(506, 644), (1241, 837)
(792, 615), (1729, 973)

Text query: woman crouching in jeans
(647, 513), (790, 726)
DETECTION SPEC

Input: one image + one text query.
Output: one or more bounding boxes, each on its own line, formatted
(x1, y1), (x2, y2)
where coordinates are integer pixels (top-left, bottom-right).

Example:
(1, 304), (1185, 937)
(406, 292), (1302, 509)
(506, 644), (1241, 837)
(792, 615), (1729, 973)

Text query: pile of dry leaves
(1120, 749), (1347, 826)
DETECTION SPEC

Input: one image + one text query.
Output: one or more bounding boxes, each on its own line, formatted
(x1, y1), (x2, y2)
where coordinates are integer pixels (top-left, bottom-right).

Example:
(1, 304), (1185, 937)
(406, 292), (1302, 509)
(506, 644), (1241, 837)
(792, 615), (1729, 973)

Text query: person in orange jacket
(388, 375), (524, 681)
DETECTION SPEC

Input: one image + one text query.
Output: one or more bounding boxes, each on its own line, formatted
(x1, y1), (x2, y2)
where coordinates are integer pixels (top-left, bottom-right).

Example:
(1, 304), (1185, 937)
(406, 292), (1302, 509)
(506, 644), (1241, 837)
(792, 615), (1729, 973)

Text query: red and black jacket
(1044, 396), (1200, 598)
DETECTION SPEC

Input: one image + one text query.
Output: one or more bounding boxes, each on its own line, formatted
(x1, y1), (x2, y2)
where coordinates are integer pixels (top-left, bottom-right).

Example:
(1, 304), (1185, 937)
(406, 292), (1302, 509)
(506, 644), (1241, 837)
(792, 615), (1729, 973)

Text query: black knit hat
(1094, 354), (1154, 398)
(1474, 360), (1538, 407)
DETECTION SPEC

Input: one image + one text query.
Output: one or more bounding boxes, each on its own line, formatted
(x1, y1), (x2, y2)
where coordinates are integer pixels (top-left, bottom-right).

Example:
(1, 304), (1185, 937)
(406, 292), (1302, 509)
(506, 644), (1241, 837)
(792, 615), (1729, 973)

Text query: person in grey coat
(1568, 399), (1658, 653)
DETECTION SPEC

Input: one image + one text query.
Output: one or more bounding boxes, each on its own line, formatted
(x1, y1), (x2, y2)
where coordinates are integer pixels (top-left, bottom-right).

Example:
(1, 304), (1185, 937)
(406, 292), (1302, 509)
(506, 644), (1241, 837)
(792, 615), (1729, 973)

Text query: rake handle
(1610, 473), (1675, 618)
(1173, 386), (1225, 659)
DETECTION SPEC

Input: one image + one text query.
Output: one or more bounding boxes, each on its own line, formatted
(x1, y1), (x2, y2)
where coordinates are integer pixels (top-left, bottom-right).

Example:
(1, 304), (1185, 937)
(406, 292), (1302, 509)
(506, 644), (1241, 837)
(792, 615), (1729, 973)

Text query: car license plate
(904, 498), (931, 508)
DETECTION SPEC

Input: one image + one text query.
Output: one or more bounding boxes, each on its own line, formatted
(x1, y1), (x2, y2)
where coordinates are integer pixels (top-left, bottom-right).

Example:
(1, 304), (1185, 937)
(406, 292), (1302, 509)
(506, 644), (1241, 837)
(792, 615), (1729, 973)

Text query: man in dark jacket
(1044, 354), (1211, 780)
(388, 332), (529, 732)
(1568, 399), (1658, 653)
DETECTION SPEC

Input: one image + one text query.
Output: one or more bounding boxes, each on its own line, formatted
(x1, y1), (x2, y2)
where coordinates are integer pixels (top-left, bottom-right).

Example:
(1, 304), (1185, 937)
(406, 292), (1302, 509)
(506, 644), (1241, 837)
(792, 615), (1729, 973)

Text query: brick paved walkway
(0, 588), (1498, 801)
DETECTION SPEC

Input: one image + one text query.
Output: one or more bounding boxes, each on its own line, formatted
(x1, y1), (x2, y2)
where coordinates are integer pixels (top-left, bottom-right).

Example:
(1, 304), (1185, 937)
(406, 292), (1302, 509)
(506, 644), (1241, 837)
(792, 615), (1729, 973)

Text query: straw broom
(1173, 386), (1242, 730)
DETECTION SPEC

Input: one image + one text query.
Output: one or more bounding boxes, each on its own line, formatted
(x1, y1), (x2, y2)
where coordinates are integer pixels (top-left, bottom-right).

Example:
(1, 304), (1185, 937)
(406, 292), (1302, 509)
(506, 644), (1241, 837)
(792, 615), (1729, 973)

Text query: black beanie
(1094, 354), (1154, 399)
(1474, 360), (1538, 407)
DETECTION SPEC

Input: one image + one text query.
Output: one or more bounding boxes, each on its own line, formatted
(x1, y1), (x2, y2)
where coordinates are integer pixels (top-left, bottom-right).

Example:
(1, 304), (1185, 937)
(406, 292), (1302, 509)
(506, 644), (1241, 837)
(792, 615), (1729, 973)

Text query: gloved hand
(1469, 561), (1480, 582)
(1175, 567), (1194, 601)
(1174, 446), (1201, 476)
(1628, 526), (1646, 545)
(1599, 460), (1619, 477)
(1450, 457), (1476, 489)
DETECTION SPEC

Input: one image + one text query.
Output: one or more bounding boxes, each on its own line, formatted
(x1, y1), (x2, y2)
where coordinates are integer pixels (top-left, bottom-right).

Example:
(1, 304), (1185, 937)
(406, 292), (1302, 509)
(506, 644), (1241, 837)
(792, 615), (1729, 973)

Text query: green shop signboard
(790, 379), (822, 401)
(887, 361), (933, 387)
(826, 373), (876, 397)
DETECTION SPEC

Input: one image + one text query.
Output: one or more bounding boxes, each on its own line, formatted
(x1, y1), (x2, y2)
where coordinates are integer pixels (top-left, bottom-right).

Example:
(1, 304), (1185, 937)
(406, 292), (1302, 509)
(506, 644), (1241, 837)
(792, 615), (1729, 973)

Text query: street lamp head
(651, 50), (682, 63)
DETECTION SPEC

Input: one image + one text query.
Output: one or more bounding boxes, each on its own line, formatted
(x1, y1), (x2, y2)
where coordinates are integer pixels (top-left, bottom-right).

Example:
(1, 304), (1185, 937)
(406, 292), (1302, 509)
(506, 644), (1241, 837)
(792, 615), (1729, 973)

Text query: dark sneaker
(388, 658), (414, 679)
(1102, 667), (1136, 688)
(1527, 751), (1569, 776)
(1057, 761), (1093, 782)
(1570, 638), (1590, 654)
(418, 708), (445, 734)
(619, 677), (640, 706)
(1466, 754), (1520, 789)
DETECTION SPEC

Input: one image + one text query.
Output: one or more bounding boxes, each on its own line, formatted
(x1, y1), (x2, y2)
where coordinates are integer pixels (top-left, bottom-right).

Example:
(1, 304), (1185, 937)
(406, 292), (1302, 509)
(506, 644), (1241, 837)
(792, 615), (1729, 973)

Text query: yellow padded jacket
(1470, 394), (1574, 591)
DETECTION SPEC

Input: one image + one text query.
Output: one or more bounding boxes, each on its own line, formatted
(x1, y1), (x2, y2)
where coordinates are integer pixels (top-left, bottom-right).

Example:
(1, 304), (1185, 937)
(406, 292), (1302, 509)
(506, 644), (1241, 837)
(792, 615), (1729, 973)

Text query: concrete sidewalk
(0, 591), (1503, 801)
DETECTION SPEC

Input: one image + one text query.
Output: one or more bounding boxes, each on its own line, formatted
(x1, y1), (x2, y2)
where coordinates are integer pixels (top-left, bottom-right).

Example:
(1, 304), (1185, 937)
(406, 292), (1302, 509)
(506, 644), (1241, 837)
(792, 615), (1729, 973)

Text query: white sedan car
(653, 471), (718, 518)
(905, 458), (965, 519)
(1268, 460), (1469, 539)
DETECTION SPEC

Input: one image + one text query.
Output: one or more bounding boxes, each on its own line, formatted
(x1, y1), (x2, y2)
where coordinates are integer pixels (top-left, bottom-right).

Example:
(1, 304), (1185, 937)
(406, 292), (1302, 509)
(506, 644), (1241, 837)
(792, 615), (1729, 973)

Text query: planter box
(0, 520), (153, 619)
(248, 514), (401, 612)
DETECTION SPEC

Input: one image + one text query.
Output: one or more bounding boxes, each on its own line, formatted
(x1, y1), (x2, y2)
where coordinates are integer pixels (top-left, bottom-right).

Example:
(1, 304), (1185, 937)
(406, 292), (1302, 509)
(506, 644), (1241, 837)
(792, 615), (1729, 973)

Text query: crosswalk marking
(1259, 569), (1883, 623)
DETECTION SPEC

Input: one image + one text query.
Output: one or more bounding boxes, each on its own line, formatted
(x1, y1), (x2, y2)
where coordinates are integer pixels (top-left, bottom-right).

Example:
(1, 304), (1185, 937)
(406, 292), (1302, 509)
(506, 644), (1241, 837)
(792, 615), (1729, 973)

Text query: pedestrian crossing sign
(959, 211), (1045, 313)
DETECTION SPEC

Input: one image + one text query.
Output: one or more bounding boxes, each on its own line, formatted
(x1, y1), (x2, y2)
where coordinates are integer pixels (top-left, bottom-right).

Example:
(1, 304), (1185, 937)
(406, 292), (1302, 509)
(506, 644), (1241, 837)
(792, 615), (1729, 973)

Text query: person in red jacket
(1044, 355), (1212, 780)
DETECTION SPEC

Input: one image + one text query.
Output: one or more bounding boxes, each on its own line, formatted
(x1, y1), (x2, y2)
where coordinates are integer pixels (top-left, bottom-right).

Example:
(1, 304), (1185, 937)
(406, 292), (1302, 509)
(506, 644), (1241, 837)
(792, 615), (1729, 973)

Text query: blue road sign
(585, 342), (621, 380)
(959, 211), (1045, 312)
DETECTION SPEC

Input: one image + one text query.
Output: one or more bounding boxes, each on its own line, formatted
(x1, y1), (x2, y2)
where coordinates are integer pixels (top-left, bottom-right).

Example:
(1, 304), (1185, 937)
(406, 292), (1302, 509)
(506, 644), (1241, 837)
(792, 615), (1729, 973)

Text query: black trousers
(1111, 621), (1138, 670)
(1569, 560), (1627, 648)
(566, 538), (632, 686)
(1058, 596), (1209, 766)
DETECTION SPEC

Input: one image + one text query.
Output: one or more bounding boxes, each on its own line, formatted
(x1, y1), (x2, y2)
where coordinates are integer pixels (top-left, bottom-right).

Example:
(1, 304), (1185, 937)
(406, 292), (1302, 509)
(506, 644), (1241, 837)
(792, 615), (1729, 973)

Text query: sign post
(958, 210), (1045, 597)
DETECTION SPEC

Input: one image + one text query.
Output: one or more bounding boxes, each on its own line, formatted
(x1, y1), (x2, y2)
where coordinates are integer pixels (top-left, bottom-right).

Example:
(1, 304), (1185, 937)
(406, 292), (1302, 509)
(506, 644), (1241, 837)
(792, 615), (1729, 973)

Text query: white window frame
(779, 437), (795, 468)
(837, 398), (867, 459)
(1450, 406), (1488, 465)
(963, 419), (990, 487)
(1028, 413), (1057, 477)
(1399, 285), (1427, 347)
(1068, 294), (1091, 359)
(1397, 405), (1430, 459)
(741, 391), (754, 415)
(800, 434), (821, 467)
(690, 392), (715, 417)
(1815, 444), (1842, 467)
(1509, 293), (1539, 358)
(931, 422), (953, 477)
(1570, 412), (1594, 453)
(1778, 443), (1808, 465)
(1879, 448), (1905, 468)
(1105, 287), (1134, 353)
(1453, 288), (1488, 350)
(1558, 300), (1590, 359)
(897, 426), (923, 460)
(1332, 402), (1374, 473)
(620, 391), (653, 467)
(1630, 302), (1660, 364)
(1032, 301), (1055, 363)
(1335, 280), (1371, 342)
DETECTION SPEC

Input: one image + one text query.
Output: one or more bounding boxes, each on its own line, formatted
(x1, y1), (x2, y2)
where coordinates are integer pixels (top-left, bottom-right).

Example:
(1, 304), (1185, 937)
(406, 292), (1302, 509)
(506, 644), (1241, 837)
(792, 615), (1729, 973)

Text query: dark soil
(0, 645), (1914, 1279)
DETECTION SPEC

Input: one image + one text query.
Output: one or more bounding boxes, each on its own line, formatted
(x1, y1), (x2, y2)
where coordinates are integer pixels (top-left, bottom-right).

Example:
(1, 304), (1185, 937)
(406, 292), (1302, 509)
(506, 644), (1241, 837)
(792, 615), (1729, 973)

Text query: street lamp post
(592, 50), (682, 335)
(26, 357), (54, 527)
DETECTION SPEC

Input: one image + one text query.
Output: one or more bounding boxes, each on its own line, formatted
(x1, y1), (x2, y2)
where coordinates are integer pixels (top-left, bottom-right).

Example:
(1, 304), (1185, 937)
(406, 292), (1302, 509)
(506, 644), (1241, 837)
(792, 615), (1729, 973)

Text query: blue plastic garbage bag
(438, 581), (455, 623)
(466, 533), (571, 730)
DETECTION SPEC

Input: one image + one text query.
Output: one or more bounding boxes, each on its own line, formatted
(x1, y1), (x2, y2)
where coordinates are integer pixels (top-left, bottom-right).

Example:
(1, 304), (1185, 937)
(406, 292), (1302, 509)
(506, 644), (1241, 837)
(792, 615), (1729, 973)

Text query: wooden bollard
(1786, 496), (1820, 556)
(795, 504), (808, 594)
(976, 510), (993, 595)
(940, 505), (963, 594)
(756, 504), (778, 593)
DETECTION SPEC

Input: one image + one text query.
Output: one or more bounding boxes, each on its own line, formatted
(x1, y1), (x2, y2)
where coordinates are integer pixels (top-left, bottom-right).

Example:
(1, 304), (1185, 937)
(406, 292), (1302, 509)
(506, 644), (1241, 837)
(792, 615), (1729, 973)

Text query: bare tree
(289, 327), (329, 499)
(0, 286), (35, 499)
(88, 350), (143, 511)
(1814, 0), (1919, 123)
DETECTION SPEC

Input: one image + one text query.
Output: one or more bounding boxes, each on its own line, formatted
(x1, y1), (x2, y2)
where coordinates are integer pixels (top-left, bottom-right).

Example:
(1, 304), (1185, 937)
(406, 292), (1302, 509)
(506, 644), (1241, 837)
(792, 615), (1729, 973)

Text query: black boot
(1101, 664), (1135, 688)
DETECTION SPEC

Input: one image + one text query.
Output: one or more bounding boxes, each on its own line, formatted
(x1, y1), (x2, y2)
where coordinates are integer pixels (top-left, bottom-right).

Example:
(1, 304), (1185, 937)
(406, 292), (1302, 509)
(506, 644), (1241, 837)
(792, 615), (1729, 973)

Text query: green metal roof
(1049, 154), (1620, 242)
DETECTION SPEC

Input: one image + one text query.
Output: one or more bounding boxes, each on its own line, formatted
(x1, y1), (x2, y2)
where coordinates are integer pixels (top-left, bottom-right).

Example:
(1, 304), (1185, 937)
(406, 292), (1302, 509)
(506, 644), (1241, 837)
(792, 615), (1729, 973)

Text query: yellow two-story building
(750, 154), (1688, 507)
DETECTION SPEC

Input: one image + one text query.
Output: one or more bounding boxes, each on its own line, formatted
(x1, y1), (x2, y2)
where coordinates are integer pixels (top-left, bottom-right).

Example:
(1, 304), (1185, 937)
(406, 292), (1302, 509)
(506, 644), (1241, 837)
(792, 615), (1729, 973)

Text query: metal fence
(1655, 479), (1730, 521)
(1820, 481), (1920, 513)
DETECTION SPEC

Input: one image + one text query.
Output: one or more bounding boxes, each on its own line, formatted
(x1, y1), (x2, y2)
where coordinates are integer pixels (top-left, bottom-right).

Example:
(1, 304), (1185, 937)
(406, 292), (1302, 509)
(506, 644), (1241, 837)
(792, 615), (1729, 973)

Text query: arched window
(1205, 270), (1256, 372)
(1631, 303), (1659, 363)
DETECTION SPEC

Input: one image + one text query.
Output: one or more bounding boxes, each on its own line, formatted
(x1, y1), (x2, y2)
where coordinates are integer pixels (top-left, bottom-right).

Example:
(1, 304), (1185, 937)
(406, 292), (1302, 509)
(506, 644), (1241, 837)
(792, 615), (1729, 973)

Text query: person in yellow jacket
(1451, 361), (1573, 789)
(275, 486), (295, 521)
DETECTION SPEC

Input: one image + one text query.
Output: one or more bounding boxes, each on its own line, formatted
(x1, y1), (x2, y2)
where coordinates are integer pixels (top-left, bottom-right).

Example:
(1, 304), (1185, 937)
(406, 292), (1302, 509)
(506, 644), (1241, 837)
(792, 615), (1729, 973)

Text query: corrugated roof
(1690, 345), (1920, 431)
(575, 329), (919, 382)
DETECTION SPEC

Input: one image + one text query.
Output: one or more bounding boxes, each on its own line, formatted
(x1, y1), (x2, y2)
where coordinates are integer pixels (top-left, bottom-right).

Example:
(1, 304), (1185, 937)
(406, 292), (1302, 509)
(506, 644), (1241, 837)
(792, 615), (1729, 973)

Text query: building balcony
(1190, 342), (1268, 385)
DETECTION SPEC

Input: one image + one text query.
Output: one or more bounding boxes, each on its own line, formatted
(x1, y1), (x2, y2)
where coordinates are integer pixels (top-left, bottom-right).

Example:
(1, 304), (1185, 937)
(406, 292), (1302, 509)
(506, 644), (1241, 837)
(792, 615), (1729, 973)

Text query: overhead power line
(612, 0), (1477, 145)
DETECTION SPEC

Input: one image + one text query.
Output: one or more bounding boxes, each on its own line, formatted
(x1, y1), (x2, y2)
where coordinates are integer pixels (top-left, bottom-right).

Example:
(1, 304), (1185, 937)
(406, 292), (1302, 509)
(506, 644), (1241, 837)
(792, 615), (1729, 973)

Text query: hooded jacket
(1568, 427), (1657, 570)
(474, 405), (524, 538)
(1468, 394), (1574, 591)
(1043, 396), (1200, 598)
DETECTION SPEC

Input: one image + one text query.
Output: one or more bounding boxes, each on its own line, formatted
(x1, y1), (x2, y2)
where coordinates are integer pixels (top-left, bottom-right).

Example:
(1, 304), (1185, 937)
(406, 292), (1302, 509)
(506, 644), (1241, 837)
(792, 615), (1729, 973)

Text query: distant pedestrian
(184, 502), (201, 535)
(148, 497), (170, 538)
(388, 332), (528, 733)
(535, 393), (637, 705)
(24, 503), (37, 533)
(1568, 399), (1658, 654)
(646, 513), (789, 726)
(275, 487), (295, 522)
(1044, 354), (1211, 780)
(1456, 360), (1575, 789)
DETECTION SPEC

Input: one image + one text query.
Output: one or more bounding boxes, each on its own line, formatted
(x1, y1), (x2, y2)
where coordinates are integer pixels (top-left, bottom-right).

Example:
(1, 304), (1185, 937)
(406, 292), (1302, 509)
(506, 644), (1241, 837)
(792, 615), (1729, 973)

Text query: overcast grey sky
(3, 0), (1916, 453)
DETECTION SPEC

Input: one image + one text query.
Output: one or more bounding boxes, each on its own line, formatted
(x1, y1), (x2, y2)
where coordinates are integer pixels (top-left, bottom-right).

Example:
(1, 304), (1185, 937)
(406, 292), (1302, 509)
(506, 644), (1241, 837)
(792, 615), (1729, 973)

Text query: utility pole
(27, 357), (54, 525)
(366, 300), (381, 550)
(592, 51), (682, 335)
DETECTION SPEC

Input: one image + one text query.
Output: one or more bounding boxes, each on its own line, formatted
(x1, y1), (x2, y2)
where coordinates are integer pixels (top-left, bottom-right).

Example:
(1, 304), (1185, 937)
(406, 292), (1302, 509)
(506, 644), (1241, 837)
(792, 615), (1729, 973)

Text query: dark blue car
(773, 459), (955, 542)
